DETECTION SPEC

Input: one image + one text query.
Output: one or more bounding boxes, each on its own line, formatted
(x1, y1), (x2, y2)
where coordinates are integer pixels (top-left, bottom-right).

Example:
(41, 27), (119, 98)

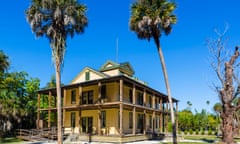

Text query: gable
(105, 63), (114, 68)
(99, 61), (119, 71)
(70, 67), (106, 84)
(99, 60), (135, 76)
(119, 62), (135, 76)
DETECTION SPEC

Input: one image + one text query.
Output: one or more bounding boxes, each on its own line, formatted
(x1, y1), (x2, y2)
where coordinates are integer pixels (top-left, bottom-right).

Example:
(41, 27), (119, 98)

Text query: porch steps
(64, 133), (79, 142)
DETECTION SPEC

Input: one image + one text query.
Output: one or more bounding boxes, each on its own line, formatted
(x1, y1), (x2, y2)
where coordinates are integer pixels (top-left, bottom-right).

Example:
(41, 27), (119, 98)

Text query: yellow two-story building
(37, 61), (178, 143)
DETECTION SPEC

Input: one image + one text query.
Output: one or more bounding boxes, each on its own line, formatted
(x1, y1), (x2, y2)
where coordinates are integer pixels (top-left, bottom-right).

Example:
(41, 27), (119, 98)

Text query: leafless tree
(208, 27), (240, 144)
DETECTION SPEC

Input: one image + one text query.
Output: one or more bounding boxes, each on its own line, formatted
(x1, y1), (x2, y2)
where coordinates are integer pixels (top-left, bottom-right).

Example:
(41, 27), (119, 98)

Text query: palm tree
(0, 50), (10, 73)
(213, 103), (222, 136)
(213, 102), (222, 115)
(187, 101), (192, 110)
(129, 0), (177, 143)
(206, 100), (210, 105)
(0, 50), (10, 91)
(26, 0), (88, 143)
(46, 74), (56, 88)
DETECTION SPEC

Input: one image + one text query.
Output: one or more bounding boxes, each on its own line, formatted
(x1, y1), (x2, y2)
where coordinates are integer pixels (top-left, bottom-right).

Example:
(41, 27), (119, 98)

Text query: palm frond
(26, 0), (88, 67)
(130, 0), (177, 42)
(0, 50), (10, 73)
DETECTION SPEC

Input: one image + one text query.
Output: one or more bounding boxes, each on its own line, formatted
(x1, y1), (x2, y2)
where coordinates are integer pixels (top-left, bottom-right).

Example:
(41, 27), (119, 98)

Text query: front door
(81, 117), (93, 133)
(137, 114), (144, 133)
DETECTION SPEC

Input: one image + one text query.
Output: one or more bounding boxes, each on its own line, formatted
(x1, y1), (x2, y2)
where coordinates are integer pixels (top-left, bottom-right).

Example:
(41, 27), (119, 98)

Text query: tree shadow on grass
(201, 138), (215, 143)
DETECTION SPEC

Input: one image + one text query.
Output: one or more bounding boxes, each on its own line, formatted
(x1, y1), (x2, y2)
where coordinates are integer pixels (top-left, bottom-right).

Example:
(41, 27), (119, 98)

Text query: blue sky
(0, 0), (240, 112)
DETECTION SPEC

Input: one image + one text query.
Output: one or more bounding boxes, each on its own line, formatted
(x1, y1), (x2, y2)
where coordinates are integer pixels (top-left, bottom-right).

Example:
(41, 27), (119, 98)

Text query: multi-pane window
(81, 117), (87, 132)
(82, 91), (93, 104)
(101, 85), (106, 99)
(71, 90), (76, 104)
(81, 117), (93, 133)
(85, 72), (90, 81)
(101, 111), (106, 128)
(137, 114), (144, 133)
(149, 95), (152, 108)
(129, 89), (133, 103)
(71, 112), (76, 128)
(137, 92), (143, 105)
(129, 112), (133, 129)
(155, 98), (159, 109)
(149, 115), (152, 128)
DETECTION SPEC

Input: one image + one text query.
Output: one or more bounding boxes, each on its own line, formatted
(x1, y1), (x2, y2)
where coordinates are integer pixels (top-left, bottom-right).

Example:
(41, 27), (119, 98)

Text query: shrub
(195, 129), (199, 135)
(201, 130), (205, 135)
(178, 131), (181, 135)
(208, 130), (212, 135)
(189, 129), (193, 135)
(184, 130), (188, 135)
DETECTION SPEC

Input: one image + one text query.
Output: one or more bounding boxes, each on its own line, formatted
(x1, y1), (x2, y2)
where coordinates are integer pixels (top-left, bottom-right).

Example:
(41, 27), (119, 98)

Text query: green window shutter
(85, 71), (90, 80)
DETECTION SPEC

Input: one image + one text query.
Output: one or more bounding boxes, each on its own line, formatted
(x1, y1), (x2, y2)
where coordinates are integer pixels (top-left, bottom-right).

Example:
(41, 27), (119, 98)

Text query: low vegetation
(0, 137), (23, 144)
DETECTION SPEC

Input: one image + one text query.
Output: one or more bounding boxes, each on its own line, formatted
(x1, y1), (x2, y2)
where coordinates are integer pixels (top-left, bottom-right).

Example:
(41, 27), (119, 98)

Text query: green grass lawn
(175, 134), (240, 143)
(162, 135), (218, 144)
(0, 137), (24, 144)
(183, 135), (220, 141)
(0, 135), (239, 144)
(162, 142), (209, 144)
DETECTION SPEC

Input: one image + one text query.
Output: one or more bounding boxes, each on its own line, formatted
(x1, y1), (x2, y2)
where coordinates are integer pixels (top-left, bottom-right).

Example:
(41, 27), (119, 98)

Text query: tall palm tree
(129, 0), (177, 143)
(46, 74), (57, 88)
(0, 50), (10, 73)
(26, 0), (88, 143)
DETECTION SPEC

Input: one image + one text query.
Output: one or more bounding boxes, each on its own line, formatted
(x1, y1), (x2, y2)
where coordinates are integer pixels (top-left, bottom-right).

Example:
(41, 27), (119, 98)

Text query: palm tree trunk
(55, 59), (62, 144)
(156, 41), (177, 144)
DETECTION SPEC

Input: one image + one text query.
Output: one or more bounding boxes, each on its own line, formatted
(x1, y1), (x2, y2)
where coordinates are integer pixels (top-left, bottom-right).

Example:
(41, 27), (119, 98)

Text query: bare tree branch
(234, 62), (240, 69)
(233, 73), (240, 86)
(210, 61), (224, 85)
(209, 25), (240, 143)
(214, 23), (229, 37)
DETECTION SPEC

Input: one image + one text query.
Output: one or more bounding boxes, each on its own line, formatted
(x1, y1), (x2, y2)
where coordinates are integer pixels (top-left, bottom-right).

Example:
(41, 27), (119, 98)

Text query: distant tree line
(177, 108), (219, 135)
(0, 50), (40, 137)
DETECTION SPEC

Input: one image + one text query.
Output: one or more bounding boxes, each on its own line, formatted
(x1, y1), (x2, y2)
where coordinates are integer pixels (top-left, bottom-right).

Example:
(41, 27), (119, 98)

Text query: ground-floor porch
(37, 104), (174, 143)
(16, 127), (167, 143)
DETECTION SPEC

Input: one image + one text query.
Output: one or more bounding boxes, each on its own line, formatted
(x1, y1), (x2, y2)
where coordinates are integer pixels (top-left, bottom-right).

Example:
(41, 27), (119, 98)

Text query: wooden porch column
(98, 82), (101, 135)
(152, 95), (156, 133)
(37, 93), (40, 129)
(78, 86), (82, 105)
(144, 110), (146, 135)
(152, 111), (155, 134)
(79, 110), (82, 134)
(78, 86), (82, 134)
(143, 89), (146, 134)
(159, 97), (163, 132)
(132, 84), (136, 135)
(152, 95), (155, 109)
(143, 89), (146, 107)
(48, 91), (52, 128)
(160, 97), (163, 111)
(119, 79), (123, 136)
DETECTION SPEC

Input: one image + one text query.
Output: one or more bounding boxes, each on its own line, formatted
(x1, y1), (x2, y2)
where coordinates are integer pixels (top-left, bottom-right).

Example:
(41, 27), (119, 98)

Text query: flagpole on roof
(116, 37), (118, 63)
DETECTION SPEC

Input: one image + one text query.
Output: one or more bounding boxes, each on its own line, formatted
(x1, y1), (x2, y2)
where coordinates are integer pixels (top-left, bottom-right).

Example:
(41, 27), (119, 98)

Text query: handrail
(16, 127), (68, 141)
